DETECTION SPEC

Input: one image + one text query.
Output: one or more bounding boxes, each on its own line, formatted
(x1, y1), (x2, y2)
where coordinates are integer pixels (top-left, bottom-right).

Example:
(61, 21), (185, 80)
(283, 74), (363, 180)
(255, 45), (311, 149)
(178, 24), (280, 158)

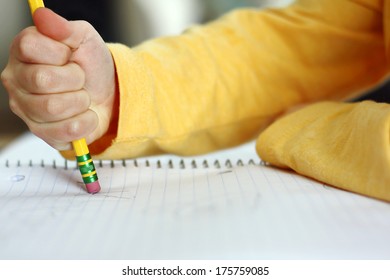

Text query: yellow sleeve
(86, 0), (387, 159)
(256, 101), (390, 202)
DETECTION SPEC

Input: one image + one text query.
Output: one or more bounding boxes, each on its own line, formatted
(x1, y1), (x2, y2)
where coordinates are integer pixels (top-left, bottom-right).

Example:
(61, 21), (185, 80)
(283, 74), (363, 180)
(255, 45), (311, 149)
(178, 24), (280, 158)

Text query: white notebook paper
(1, 133), (390, 259)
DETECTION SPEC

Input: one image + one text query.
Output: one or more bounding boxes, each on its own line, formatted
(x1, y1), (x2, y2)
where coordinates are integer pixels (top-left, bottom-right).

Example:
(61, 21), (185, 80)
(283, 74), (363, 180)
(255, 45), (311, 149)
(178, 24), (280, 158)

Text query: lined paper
(1, 133), (390, 259)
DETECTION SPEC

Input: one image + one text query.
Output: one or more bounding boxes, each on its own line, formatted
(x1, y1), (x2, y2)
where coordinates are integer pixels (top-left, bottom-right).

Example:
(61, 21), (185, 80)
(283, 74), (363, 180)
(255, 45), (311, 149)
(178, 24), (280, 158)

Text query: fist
(1, 8), (117, 151)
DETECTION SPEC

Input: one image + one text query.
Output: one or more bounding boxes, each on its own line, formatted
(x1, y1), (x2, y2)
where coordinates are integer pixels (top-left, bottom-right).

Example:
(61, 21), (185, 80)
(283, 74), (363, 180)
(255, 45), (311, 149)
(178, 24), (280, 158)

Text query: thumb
(33, 8), (72, 43)
(33, 7), (87, 50)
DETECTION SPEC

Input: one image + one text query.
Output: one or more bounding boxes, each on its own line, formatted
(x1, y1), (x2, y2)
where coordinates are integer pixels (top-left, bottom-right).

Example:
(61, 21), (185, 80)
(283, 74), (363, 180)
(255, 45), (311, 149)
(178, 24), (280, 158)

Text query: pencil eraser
(86, 181), (101, 194)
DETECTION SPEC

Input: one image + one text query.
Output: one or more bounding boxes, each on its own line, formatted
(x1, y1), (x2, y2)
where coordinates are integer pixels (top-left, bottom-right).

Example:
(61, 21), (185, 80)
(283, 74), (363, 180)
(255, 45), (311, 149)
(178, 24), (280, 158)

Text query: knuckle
(17, 31), (38, 62)
(31, 67), (54, 90)
(65, 120), (83, 139)
(1, 69), (12, 90)
(8, 98), (20, 115)
(44, 96), (65, 117)
(0, 69), (6, 83)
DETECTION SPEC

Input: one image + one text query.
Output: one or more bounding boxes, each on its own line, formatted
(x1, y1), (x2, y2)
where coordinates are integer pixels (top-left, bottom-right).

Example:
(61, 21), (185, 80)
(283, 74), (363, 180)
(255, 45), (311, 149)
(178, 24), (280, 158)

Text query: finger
(29, 109), (99, 151)
(19, 90), (91, 123)
(11, 27), (71, 66)
(16, 62), (85, 94)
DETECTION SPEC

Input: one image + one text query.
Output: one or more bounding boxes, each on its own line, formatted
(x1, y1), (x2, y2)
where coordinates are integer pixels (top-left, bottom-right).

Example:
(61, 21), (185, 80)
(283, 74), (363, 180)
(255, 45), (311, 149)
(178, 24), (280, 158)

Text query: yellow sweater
(63, 0), (390, 201)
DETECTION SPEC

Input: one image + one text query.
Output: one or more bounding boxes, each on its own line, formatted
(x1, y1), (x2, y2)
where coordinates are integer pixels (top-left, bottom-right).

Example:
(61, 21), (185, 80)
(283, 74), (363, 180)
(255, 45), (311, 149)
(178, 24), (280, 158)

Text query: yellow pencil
(27, 0), (101, 194)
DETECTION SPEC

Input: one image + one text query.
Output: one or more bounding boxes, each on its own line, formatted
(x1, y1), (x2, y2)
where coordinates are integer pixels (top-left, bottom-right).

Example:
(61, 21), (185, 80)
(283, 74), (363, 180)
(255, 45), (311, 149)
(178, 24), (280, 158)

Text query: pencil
(27, 0), (101, 194)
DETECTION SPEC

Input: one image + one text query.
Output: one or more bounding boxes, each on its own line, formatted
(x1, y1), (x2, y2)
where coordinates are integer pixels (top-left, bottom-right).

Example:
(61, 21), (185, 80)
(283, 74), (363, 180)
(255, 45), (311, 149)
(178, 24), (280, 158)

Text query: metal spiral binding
(225, 160), (232, 168)
(4, 158), (265, 169)
(4, 159), (64, 169)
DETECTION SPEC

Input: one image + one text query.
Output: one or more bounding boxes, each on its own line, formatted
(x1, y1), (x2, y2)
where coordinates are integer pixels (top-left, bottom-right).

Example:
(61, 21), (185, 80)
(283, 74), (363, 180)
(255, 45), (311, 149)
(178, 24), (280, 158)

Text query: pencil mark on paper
(217, 170), (233, 175)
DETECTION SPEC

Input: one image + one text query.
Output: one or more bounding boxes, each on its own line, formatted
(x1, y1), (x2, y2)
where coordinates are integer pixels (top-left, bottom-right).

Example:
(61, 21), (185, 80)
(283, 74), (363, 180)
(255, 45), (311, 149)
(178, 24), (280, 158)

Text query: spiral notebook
(1, 133), (390, 260)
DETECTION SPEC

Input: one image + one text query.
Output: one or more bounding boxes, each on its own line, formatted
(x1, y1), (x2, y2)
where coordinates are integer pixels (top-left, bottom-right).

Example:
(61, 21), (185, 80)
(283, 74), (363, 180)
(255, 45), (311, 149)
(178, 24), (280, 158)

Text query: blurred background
(0, 0), (388, 149)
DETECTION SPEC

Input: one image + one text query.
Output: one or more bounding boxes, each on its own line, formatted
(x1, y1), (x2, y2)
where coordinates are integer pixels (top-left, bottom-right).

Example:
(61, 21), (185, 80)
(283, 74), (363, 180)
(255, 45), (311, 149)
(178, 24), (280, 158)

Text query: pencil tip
(86, 181), (101, 194)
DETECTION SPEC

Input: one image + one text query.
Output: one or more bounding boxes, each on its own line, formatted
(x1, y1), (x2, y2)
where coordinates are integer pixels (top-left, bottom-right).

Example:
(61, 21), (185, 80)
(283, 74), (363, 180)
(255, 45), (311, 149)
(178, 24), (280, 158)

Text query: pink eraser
(86, 181), (101, 194)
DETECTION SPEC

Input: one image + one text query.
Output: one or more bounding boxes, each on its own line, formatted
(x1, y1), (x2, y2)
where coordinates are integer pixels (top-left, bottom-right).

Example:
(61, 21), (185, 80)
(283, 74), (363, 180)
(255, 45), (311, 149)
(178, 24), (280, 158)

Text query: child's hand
(1, 8), (117, 151)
